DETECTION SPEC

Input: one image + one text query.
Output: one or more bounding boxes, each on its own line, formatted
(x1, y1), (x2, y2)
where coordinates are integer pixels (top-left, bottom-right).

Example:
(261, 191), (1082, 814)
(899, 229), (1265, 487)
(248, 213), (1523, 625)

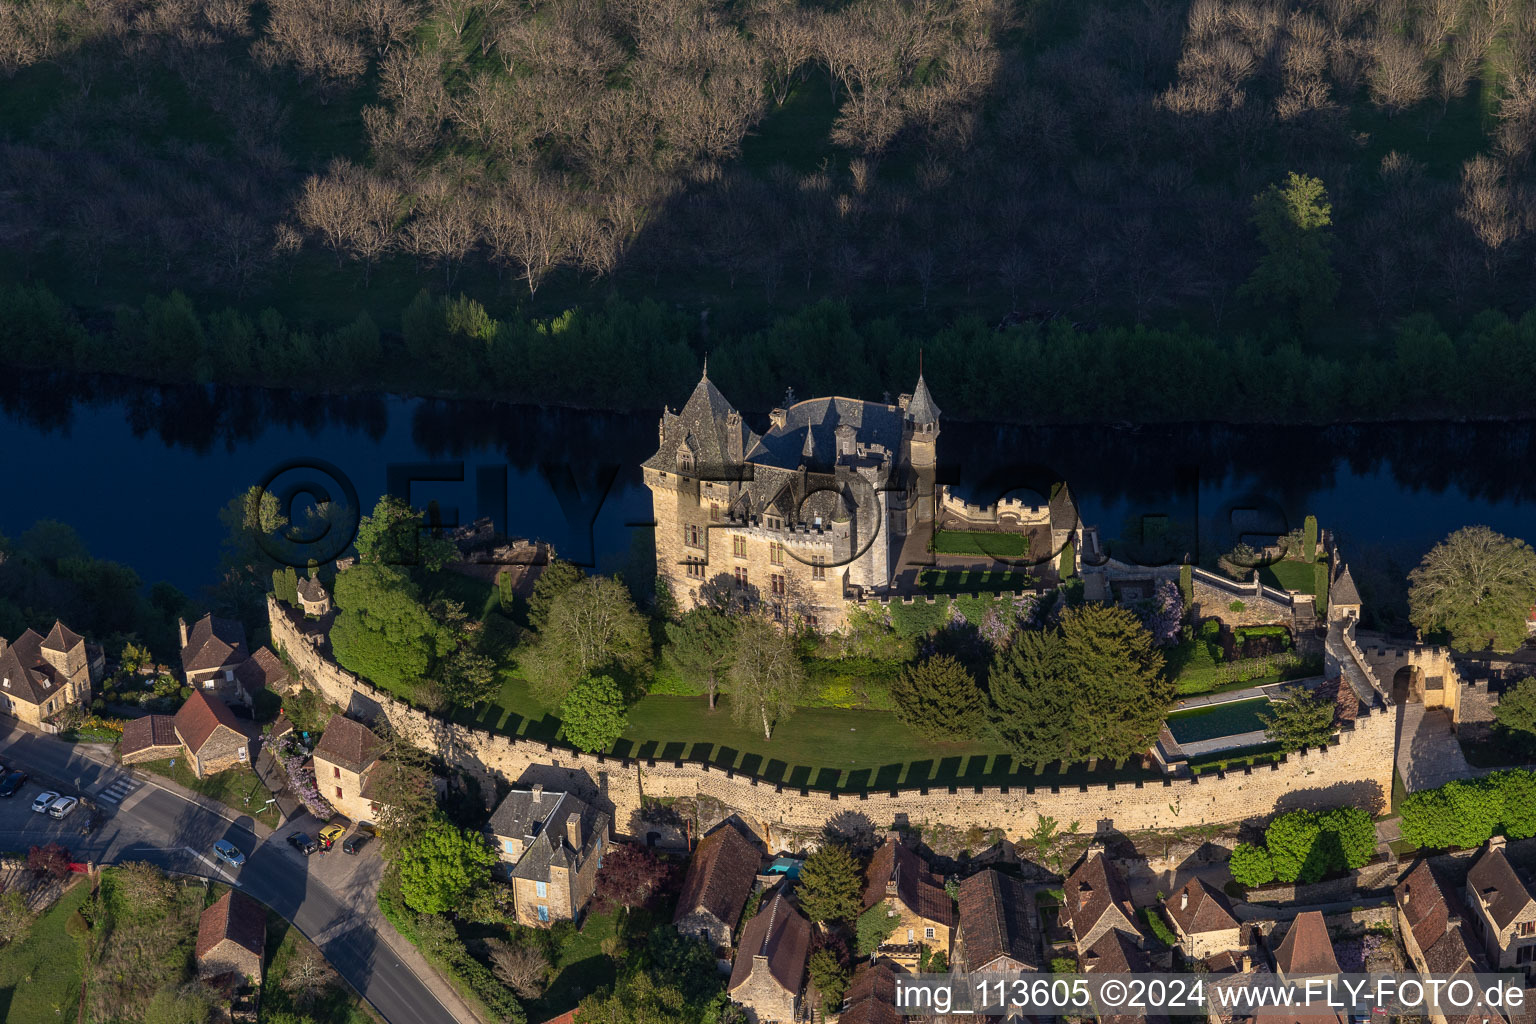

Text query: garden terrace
(930, 530), (1032, 558)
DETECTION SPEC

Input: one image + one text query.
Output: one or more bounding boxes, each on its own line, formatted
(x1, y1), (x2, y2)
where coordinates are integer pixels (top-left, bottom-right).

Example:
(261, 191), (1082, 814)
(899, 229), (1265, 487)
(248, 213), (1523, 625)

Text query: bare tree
(406, 174), (480, 285)
(482, 179), (572, 295)
(283, 943), (337, 1009)
(1367, 33), (1428, 115)
(486, 939), (549, 999)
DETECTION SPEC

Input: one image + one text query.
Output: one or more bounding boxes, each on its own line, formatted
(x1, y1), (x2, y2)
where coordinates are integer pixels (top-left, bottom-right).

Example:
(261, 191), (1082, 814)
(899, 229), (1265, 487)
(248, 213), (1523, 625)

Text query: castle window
(686, 560), (705, 579)
(806, 615), (818, 629)
(710, 504), (721, 522)
(734, 568), (748, 588)
(767, 516), (781, 530)
(771, 574), (785, 596)
(678, 452), (694, 472)
(812, 556), (826, 581)
(685, 525), (701, 548)
(770, 542), (785, 565)
(733, 536), (747, 558)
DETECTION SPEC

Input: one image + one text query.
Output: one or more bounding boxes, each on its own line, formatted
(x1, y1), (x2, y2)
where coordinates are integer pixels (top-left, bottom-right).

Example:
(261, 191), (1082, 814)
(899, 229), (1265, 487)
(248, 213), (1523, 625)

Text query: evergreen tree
(664, 606), (737, 710)
(1240, 172), (1339, 325)
(988, 630), (1078, 769)
(890, 654), (985, 739)
(1260, 686), (1337, 752)
(797, 843), (864, 924)
(1056, 604), (1170, 765)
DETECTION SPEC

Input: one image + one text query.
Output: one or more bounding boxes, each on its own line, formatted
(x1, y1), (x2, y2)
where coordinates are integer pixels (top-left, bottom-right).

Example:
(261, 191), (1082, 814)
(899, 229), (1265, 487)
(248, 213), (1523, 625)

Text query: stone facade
(173, 690), (250, 779)
(488, 784), (610, 927)
(271, 597), (1399, 845)
(0, 622), (99, 728)
(1465, 840), (1536, 975)
(312, 715), (384, 824)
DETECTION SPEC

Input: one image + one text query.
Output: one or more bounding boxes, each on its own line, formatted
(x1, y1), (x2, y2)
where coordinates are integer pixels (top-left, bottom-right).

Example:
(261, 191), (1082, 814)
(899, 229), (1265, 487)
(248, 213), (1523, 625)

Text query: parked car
(47, 796), (79, 819)
(286, 832), (318, 855)
(31, 791), (60, 814)
(318, 823), (346, 850)
(212, 839), (246, 868)
(342, 832), (370, 855)
(0, 771), (28, 798)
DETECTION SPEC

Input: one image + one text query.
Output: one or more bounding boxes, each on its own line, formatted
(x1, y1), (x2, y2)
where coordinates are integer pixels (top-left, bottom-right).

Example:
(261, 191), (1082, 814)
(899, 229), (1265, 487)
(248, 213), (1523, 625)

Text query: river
(4, 373), (1535, 623)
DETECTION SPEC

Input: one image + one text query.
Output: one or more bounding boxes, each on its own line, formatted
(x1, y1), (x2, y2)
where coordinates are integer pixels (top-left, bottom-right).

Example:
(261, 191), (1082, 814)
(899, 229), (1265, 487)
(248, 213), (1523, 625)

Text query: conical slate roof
(906, 374), (940, 425)
(644, 370), (757, 472)
(1332, 564), (1361, 605)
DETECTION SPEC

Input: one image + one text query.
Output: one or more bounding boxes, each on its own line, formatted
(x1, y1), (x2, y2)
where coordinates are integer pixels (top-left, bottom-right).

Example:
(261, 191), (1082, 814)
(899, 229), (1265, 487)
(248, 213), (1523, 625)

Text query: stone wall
(1187, 568), (1298, 627)
(269, 598), (1398, 847)
(938, 488), (1052, 528)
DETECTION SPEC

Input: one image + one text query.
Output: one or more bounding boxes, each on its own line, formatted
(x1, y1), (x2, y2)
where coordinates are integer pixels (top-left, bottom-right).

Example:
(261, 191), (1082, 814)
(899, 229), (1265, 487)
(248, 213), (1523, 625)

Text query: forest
(3, 0), (1536, 419)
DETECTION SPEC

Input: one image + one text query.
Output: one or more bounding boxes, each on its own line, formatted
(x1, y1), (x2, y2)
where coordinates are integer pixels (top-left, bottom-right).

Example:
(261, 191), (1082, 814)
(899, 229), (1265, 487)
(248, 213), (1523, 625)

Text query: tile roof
(1272, 911), (1339, 976)
(839, 961), (905, 1024)
(728, 890), (810, 997)
(957, 868), (1038, 971)
(1081, 931), (1168, 1024)
(1063, 849), (1138, 943)
(195, 889), (266, 961)
(1166, 877), (1239, 936)
(312, 714), (383, 775)
(1468, 844), (1536, 931)
(120, 714), (180, 757)
(673, 823), (761, 933)
(174, 690), (244, 753)
(182, 613), (248, 673)
(234, 646), (288, 694)
(862, 835), (954, 927)
(41, 620), (83, 653)
(0, 629), (60, 705)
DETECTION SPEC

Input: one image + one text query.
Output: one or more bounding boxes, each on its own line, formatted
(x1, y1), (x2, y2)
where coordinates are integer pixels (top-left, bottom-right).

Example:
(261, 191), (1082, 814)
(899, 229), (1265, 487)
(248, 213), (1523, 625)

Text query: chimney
(1180, 889), (1189, 910)
(1489, 835), (1507, 851)
(726, 411), (743, 463)
(531, 783), (543, 802)
(177, 617), (189, 651)
(769, 408), (787, 430)
(0, 637), (7, 657)
(567, 813), (583, 851)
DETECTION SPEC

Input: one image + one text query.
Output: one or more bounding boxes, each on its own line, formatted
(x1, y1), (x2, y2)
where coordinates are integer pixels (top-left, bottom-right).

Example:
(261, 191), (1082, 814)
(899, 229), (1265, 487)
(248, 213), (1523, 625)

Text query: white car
(31, 791), (59, 814)
(47, 796), (78, 819)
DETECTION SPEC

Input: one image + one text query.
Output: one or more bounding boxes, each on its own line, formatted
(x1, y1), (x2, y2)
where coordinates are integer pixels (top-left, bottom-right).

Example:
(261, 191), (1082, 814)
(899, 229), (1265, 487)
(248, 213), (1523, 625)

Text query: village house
(1255, 911), (1346, 1024)
(1396, 859), (1507, 1024)
(1080, 929), (1168, 1024)
(727, 888), (810, 1024)
(0, 621), (102, 728)
(311, 714), (384, 824)
(119, 713), (182, 764)
(485, 784), (610, 927)
(838, 960), (904, 1024)
(296, 575), (331, 617)
(196, 889), (266, 987)
(1062, 844), (1144, 954)
(673, 821), (762, 954)
(1162, 877), (1242, 961)
(1465, 837), (1536, 975)
(955, 868), (1039, 974)
(173, 690), (250, 778)
(179, 613), (284, 707)
(861, 833), (954, 965)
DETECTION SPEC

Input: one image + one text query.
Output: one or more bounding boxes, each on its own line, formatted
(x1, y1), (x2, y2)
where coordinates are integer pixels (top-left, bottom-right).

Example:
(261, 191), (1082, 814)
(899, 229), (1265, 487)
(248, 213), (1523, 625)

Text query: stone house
(0, 621), (101, 728)
(296, 576), (331, 617)
(838, 960), (904, 1024)
(1062, 845), (1144, 953)
(728, 889), (810, 1024)
(955, 868), (1038, 973)
(485, 784), (610, 927)
(1466, 837), (1536, 974)
(1163, 877), (1241, 960)
(1080, 930), (1168, 1024)
(312, 714), (384, 824)
(174, 690), (250, 778)
(180, 613), (283, 707)
(119, 714), (182, 764)
(1396, 859), (1506, 1024)
(643, 369), (941, 631)
(673, 822), (762, 953)
(196, 889), (266, 986)
(1256, 911), (1346, 1024)
(861, 833), (953, 964)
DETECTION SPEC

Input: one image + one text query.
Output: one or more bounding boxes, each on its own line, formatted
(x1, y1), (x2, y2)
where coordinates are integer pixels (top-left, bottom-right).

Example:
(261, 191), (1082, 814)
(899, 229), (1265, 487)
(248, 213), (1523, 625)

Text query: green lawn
(451, 672), (1154, 792)
(930, 530), (1031, 558)
(0, 879), (89, 1022)
(137, 759), (282, 829)
(917, 569), (1033, 594)
(530, 910), (620, 1018)
(1258, 559), (1323, 595)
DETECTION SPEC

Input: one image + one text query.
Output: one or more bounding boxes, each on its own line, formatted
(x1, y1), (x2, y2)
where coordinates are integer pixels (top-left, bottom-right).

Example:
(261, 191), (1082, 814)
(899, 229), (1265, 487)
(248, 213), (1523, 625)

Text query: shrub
(1229, 600), (1246, 613)
(1141, 907), (1176, 947)
(1228, 843), (1275, 887)
(1400, 770), (1536, 849)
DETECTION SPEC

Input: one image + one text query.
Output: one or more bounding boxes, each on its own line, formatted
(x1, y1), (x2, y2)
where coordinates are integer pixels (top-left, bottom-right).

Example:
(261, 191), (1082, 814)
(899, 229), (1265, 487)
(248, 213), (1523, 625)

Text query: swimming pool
(1165, 697), (1272, 744)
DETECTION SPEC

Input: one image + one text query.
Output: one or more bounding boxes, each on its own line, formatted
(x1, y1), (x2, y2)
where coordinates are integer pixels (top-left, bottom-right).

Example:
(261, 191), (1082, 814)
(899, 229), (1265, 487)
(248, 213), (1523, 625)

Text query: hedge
(1399, 770), (1536, 850)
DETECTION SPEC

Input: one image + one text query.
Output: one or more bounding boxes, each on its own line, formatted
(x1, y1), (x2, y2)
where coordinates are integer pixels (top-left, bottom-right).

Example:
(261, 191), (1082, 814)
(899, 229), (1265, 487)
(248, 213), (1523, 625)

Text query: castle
(643, 368), (941, 630)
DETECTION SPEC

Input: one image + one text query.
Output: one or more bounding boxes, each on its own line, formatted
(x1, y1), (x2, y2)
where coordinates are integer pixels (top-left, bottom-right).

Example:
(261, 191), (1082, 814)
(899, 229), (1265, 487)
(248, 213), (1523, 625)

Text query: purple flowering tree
(1140, 579), (1184, 647)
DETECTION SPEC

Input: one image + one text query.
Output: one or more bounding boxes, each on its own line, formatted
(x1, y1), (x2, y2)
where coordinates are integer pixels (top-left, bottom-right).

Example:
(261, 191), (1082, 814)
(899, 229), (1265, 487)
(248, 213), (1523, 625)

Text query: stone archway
(1392, 665), (1424, 704)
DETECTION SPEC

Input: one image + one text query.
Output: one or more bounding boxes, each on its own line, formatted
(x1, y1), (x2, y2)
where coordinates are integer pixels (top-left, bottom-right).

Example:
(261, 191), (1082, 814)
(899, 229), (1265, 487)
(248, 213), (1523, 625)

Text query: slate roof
(174, 690), (244, 753)
(1048, 483), (1079, 532)
(488, 787), (609, 883)
(839, 961), (904, 1024)
(1062, 849), (1139, 943)
(906, 374), (940, 425)
(1468, 844), (1536, 931)
(234, 646), (288, 695)
(673, 823), (761, 933)
(957, 868), (1038, 971)
(296, 576), (328, 603)
(746, 397), (905, 473)
(1272, 911), (1339, 976)
(0, 629), (63, 705)
(728, 890), (811, 997)
(120, 714), (180, 757)
(862, 835), (954, 926)
(1167, 877), (1239, 936)
(182, 614), (247, 673)
(196, 889), (266, 962)
(1332, 564), (1361, 606)
(643, 372), (757, 474)
(312, 714), (382, 775)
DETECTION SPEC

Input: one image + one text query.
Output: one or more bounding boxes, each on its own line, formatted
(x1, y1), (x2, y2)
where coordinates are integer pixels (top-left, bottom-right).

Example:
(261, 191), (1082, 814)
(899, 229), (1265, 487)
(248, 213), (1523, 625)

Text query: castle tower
(902, 373), (941, 526)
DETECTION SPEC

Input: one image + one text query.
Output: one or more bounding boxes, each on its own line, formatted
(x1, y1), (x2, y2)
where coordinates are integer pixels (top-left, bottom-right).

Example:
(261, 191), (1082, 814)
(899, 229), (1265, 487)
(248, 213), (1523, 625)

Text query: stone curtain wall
(269, 598), (1398, 844)
(1187, 566), (1298, 627)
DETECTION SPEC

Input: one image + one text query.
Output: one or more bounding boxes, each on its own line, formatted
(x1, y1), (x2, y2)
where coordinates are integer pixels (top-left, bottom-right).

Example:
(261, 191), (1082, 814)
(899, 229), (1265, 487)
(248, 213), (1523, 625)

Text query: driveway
(0, 722), (474, 1024)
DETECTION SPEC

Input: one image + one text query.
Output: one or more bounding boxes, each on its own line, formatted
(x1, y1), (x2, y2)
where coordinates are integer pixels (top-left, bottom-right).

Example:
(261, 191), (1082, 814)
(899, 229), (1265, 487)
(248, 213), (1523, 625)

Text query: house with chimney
(838, 960), (905, 1024)
(485, 784), (610, 927)
(311, 714), (384, 824)
(1396, 859), (1507, 1024)
(1062, 844), (1144, 954)
(1162, 877), (1242, 961)
(727, 889), (810, 1024)
(861, 833), (954, 965)
(173, 690), (251, 778)
(673, 821), (762, 954)
(1465, 837), (1536, 975)
(179, 613), (285, 708)
(0, 621), (102, 728)
(955, 868), (1039, 974)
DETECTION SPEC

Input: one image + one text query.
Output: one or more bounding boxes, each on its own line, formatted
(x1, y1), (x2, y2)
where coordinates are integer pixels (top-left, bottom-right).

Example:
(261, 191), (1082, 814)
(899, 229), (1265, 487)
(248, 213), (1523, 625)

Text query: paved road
(0, 725), (458, 1024)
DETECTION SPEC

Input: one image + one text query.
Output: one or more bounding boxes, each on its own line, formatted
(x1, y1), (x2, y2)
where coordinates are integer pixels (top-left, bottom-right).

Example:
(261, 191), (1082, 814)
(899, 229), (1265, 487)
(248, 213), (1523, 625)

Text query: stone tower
(902, 373), (941, 527)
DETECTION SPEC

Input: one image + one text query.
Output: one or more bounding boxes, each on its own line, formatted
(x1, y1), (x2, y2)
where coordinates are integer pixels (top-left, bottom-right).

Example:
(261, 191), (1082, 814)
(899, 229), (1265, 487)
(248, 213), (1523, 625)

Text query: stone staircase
(1395, 702), (1476, 793)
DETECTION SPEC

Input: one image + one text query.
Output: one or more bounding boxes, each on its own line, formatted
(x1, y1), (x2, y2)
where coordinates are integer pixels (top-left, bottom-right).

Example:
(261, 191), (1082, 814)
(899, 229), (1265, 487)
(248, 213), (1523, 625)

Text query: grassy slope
(137, 758), (282, 829)
(0, 880), (89, 1023)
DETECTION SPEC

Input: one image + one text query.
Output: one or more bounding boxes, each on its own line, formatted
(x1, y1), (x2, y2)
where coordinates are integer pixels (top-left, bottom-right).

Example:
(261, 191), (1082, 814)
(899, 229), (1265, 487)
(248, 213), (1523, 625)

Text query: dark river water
(4, 373), (1535, 621)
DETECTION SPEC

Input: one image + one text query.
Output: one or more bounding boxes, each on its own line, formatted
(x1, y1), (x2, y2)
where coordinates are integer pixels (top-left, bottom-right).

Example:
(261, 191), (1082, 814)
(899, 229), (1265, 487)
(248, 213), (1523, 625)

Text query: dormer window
(1, 678), (8, 689)
(678, 451), (694, 473)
